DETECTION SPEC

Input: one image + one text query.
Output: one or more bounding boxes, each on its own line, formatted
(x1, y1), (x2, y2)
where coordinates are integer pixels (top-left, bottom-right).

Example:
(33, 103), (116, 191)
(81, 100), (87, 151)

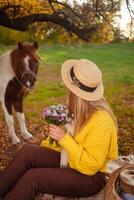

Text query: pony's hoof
(12, 137), (21, 145)
(22, 132), (33, 140)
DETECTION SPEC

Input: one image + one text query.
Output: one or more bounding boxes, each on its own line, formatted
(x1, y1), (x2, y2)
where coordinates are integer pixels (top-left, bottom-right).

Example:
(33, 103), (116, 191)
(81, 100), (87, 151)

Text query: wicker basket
(120, 166), (134, 194)
(104, 164), (134, 200)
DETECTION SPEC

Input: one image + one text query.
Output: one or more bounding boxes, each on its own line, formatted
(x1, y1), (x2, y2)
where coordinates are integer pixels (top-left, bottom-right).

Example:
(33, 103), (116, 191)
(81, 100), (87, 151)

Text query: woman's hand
(48, 124), (66, 141)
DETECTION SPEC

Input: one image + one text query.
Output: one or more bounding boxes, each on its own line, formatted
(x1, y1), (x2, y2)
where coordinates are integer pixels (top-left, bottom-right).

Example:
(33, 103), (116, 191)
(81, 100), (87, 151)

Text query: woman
(0, 59), (118, 200)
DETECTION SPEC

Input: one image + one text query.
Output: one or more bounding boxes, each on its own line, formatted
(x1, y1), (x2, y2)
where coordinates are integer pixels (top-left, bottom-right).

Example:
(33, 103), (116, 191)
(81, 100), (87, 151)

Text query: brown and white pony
(0, 42), (40, 144)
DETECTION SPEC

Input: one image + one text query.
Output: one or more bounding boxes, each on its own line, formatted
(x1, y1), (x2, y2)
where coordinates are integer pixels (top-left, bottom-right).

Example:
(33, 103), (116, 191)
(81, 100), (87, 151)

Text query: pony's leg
(16, 112), (33, 139)
(1, 100), (20, 144)
(13, 100), (33, 140)
(60, 122), (75, 168)
(60, 148), (69, 168)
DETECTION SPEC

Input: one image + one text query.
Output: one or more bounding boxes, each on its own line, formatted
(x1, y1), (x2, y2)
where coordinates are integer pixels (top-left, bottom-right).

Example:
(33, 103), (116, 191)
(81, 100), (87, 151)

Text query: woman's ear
(18, 42), (24, 50)
(33, 41), (39, 50)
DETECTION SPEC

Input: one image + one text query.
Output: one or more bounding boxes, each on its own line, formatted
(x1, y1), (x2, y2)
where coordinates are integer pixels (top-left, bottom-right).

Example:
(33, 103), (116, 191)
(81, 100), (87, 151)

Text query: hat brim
(61, 59), (104, 101)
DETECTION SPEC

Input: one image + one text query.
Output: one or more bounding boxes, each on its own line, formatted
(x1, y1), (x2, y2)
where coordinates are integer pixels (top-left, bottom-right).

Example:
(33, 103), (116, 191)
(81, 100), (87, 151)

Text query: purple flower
(42, 104), (73, 146)
(42, 104), (71, 125)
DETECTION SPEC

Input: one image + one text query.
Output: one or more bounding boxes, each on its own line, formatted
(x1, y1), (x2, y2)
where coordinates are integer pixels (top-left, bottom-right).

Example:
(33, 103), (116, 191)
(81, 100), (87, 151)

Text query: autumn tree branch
(0, 6), (96, 41)
(0, 0), (133, 41)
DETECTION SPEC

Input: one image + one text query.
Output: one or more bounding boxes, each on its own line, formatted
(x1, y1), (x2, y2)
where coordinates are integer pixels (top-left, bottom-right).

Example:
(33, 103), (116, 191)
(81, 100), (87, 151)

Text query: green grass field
(0, 42), (134, 154)
(29, 42), (134, 116)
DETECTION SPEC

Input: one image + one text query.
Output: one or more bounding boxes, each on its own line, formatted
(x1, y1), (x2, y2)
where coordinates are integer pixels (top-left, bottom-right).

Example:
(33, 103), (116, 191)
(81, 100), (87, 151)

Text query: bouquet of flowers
(42, 104), (71, 145)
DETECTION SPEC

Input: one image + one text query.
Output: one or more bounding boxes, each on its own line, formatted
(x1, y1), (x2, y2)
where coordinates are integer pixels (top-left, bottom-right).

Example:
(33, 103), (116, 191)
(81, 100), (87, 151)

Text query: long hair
(67, 91), (117, 135)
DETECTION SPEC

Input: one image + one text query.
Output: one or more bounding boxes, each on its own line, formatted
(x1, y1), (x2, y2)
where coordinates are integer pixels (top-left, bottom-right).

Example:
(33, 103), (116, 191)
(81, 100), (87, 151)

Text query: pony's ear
(18, 42), (24, 50)
(33, 41), (39, 50)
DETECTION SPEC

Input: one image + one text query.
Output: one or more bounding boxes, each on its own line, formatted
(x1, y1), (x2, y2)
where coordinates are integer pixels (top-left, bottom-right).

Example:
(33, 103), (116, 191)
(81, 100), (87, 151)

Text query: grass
(1, 42), (133, 116)
(39, 42), (134, 84)
(0, 42), (134, 154)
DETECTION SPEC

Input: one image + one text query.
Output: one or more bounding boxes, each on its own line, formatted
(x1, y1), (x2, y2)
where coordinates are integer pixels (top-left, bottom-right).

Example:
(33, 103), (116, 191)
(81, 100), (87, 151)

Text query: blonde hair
(68, 91), (117, 134)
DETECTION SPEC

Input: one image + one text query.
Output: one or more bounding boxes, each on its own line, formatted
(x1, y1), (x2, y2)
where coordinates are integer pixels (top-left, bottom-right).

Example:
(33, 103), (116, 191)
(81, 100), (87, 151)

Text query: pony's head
(11, 41), (40, 89)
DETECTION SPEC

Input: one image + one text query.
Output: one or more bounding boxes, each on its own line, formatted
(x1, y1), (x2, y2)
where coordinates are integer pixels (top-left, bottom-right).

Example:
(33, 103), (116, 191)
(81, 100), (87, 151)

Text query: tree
(0, 0), (133, 42)
(127, 19), (134, 40)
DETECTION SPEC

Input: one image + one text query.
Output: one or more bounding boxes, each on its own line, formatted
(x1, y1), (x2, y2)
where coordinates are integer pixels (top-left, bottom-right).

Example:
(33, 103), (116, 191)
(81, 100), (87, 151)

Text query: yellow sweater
(41, 110), (118, 175)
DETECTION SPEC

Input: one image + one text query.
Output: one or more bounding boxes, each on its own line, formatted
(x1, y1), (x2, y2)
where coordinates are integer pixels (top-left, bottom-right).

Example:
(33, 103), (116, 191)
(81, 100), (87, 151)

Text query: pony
(0, 42), (40, 144)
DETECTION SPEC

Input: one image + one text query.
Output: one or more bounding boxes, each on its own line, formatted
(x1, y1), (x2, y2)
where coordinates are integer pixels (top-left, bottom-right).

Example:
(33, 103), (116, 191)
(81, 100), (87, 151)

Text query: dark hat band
(70, 67), (97, 93)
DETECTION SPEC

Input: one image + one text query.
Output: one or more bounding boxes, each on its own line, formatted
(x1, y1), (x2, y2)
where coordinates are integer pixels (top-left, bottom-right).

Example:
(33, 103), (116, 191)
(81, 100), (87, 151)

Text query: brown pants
(0, 144), (106, 200)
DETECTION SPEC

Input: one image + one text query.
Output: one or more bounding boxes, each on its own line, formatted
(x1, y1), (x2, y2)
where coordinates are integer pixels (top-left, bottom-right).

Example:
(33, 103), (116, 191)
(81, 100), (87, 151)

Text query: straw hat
(61, 59), (104, 101)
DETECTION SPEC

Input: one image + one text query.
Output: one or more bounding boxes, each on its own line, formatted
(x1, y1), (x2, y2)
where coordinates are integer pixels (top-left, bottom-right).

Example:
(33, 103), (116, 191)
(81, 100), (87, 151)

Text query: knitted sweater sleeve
(58, 111), (117, 175)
